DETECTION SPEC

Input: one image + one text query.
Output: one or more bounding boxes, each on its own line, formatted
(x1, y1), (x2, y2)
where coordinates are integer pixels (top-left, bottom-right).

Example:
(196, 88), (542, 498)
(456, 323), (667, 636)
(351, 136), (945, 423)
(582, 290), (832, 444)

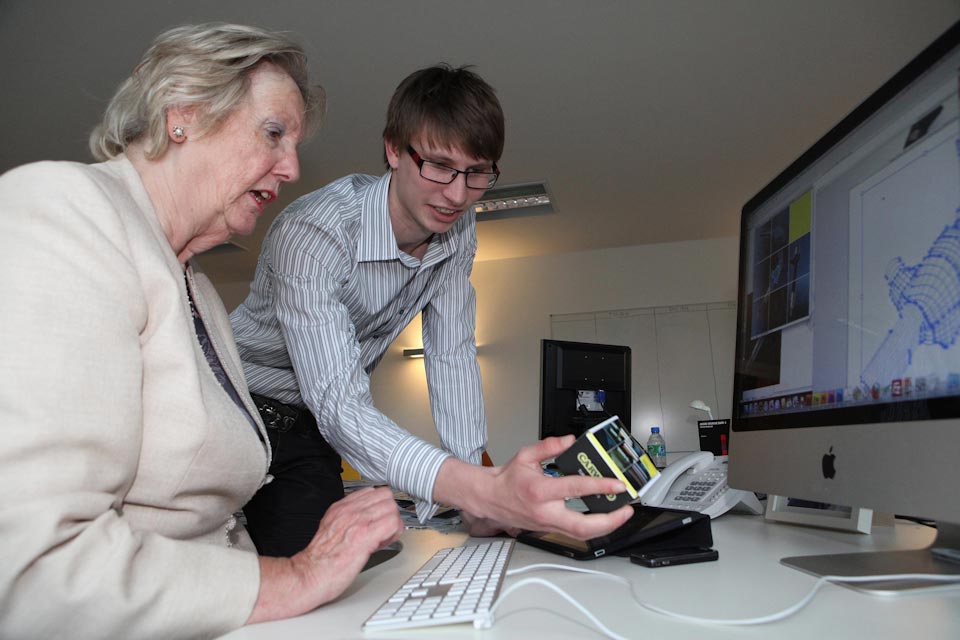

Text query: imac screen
(734, 32), (960, 430)
(730, 20), (960, 584)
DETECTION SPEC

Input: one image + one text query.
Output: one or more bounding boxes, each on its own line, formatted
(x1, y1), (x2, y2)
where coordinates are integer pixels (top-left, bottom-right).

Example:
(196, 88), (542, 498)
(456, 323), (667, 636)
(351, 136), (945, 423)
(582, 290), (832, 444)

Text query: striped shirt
(230, 172), (486, 520)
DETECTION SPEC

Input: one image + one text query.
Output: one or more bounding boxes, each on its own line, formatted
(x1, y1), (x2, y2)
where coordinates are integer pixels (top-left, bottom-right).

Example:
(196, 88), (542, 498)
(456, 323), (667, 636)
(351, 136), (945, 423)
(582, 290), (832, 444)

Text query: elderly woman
(0, 23), (403, 639)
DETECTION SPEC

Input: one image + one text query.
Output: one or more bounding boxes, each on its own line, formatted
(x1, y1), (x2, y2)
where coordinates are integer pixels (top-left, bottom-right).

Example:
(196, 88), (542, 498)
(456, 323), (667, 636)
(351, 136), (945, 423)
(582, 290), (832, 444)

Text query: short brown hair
(382, 64), (504, 166)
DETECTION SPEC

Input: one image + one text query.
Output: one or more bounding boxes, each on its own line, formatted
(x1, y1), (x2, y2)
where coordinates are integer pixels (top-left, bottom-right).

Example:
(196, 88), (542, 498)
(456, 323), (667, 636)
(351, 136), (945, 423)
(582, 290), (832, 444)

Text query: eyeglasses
(406, 145), (500, 190)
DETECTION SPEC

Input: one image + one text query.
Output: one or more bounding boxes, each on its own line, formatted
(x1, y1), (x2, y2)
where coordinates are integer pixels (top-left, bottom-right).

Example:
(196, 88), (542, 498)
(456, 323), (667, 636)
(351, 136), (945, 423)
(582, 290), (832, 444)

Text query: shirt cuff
(386, 436), (452, 524)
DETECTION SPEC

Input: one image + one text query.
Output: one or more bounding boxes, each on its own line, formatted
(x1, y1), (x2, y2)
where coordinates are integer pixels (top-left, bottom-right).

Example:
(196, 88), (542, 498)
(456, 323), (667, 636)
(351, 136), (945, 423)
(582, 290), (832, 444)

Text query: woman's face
(186, 63), (305, 240)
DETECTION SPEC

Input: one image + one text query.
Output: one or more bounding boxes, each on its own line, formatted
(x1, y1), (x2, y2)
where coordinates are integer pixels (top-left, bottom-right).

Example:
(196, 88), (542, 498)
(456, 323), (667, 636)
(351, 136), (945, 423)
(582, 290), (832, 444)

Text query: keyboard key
(361, 540), (514, 632)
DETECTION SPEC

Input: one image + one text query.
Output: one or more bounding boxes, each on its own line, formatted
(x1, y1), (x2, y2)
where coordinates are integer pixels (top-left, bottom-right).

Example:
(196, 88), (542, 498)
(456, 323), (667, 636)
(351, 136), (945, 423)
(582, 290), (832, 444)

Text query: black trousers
(243, 396), (345, 557)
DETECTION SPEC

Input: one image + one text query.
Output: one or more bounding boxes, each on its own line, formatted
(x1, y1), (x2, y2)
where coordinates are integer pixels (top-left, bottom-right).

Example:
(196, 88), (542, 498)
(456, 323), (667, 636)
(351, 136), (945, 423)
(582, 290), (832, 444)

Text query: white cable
(490, 563), (960, 635)
(507, 562), (620, 578)
(635, 573), (960, 626)
(483, 578), (629, 640)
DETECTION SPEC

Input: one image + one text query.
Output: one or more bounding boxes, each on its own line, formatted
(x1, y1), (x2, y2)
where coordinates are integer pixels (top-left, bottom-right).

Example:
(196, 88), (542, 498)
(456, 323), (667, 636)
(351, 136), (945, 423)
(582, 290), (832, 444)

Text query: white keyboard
(362, 539), (514, 632)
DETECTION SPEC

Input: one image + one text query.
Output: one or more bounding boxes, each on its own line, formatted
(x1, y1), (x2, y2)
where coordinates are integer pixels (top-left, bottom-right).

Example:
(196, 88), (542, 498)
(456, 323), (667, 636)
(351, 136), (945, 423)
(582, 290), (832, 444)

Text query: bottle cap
(651, 426), (660, 433)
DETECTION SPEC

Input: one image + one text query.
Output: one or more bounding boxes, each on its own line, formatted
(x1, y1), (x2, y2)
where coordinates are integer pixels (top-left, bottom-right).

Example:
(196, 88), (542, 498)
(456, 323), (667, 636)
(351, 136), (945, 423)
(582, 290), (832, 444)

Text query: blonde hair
(90, 23), (323, 160)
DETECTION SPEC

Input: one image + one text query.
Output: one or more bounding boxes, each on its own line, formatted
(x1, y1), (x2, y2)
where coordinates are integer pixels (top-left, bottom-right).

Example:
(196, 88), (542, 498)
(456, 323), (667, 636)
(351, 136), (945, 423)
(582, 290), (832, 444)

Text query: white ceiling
(2, 1), (959, 284)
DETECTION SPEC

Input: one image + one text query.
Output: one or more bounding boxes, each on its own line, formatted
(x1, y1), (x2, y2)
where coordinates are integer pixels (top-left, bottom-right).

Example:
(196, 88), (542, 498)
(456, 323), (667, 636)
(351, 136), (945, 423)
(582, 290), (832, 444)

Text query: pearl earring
(172, 126), (185, 139)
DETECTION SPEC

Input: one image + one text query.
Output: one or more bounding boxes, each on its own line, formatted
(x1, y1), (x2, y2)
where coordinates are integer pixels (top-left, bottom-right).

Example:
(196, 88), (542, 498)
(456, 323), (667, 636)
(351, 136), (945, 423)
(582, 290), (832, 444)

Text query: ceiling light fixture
(472, 181), (555, 220)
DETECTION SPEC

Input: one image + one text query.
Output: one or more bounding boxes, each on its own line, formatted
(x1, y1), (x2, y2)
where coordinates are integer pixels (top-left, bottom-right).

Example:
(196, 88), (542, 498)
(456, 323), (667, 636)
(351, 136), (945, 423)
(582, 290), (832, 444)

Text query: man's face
(385, 135), (495, 251)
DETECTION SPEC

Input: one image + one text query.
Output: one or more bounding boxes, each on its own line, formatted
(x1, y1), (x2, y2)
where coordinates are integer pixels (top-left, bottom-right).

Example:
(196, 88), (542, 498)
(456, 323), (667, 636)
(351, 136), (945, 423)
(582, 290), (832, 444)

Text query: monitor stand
(781, 522), (960, 593)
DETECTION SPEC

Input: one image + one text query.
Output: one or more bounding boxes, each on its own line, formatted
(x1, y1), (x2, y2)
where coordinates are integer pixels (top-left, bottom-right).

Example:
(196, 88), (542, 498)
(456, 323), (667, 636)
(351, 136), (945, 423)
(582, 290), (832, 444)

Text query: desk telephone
(640, 452), (763, 519)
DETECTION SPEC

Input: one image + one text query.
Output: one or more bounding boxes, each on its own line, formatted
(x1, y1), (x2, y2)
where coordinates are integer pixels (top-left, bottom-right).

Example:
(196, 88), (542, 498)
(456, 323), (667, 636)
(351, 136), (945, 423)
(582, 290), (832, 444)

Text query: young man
(231, 65), (631, 557)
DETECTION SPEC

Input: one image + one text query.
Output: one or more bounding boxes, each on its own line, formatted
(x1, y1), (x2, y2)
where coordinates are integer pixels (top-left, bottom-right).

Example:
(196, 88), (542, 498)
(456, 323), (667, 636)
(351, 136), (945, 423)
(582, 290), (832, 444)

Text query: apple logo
(821, 446), (836, 479)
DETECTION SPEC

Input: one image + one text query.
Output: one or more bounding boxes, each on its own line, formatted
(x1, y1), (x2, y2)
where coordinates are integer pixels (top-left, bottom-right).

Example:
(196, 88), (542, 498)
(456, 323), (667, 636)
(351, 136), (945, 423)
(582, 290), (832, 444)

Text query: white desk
(220, 515), (960, 639)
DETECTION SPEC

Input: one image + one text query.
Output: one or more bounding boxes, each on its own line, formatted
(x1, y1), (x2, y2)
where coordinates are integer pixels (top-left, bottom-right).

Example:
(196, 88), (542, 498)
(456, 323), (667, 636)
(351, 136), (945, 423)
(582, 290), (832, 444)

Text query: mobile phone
(630, 546), (718, 568)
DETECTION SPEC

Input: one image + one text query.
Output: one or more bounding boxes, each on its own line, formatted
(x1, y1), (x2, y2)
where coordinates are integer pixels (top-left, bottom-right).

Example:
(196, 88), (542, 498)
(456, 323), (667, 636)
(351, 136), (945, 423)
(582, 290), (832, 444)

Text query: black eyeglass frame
(406, 145), (500, 189)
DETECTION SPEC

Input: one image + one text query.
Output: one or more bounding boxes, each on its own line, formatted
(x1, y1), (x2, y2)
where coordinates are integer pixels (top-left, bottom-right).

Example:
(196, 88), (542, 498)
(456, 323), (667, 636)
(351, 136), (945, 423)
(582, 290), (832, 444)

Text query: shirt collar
(357, 171), (458, 267)
(357, 172), (396, 262)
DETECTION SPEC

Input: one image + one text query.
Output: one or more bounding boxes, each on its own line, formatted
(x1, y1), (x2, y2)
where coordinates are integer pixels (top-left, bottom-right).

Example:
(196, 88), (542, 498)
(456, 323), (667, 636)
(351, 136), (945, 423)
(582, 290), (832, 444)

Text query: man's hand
(436, 436), (634, 540)
(248, 486), (404, 624)
(459, 510), (521, 537)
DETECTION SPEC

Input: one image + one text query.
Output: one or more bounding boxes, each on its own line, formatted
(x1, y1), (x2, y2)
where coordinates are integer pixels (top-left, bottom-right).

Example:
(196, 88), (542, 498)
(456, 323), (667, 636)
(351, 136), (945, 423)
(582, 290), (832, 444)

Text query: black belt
(251, 393), (322, 441)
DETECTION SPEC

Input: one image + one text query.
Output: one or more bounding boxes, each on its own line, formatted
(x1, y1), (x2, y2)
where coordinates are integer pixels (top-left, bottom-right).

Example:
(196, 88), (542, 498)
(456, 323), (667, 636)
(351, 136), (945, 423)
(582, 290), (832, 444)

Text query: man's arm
(267, 215), (451, 510)
(265, 206), (632, 539)
(419, 226), (634, 539)
(270, 233), (630, 539)
(421, 236), (485, 466)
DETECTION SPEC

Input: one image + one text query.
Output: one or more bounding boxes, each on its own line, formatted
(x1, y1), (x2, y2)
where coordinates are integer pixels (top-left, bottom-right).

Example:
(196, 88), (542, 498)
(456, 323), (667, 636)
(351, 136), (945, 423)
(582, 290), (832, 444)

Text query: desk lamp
(689, 400), (714, 420)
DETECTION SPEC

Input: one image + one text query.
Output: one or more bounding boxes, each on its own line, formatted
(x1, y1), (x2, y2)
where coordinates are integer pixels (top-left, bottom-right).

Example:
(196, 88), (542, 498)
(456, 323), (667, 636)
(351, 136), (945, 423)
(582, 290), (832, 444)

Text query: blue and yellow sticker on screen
(751, 191), (812, 339)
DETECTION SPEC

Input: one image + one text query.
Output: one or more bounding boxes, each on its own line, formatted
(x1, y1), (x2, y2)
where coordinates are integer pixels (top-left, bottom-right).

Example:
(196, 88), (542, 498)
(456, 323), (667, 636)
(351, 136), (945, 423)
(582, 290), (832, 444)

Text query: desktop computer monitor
(728, 20), (960, 583)
(539, 339), (631, 440)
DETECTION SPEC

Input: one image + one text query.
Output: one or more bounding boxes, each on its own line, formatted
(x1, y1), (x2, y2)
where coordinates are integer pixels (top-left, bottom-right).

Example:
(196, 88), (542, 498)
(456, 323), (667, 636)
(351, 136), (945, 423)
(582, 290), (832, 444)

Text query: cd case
(556, 415), (660, 513)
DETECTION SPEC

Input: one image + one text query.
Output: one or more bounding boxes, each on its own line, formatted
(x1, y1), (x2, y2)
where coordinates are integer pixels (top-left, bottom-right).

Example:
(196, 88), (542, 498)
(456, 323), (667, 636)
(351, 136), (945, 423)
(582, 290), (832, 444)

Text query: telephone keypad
(666, 468), (726, 507)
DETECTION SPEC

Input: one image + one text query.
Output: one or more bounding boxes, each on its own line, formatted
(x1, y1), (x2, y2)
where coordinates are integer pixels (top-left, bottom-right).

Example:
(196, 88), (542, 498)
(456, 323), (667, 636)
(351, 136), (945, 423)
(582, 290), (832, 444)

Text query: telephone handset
(639, 451), (763, 519)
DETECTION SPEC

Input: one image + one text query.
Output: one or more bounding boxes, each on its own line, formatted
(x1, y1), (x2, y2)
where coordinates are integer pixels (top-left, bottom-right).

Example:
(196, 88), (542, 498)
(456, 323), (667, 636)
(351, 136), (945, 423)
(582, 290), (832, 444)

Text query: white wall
(368, 236), (740, 465)
(549, 301), (736, 453)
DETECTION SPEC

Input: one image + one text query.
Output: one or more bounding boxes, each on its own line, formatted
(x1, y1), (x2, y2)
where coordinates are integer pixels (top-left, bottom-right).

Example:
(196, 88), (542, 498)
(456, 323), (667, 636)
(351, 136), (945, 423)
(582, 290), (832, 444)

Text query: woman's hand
(247, 486), (404, 624)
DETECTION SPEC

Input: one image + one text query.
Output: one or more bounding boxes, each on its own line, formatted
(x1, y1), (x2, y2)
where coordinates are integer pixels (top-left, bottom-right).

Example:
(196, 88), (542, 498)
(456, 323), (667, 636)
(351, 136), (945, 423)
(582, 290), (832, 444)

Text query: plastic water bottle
(646, 427), (667, 469)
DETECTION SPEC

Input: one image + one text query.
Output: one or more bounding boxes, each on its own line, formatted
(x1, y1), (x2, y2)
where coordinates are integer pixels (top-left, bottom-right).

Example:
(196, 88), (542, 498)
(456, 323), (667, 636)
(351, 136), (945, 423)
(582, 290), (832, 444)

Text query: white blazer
(0, 157), (271, 639)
